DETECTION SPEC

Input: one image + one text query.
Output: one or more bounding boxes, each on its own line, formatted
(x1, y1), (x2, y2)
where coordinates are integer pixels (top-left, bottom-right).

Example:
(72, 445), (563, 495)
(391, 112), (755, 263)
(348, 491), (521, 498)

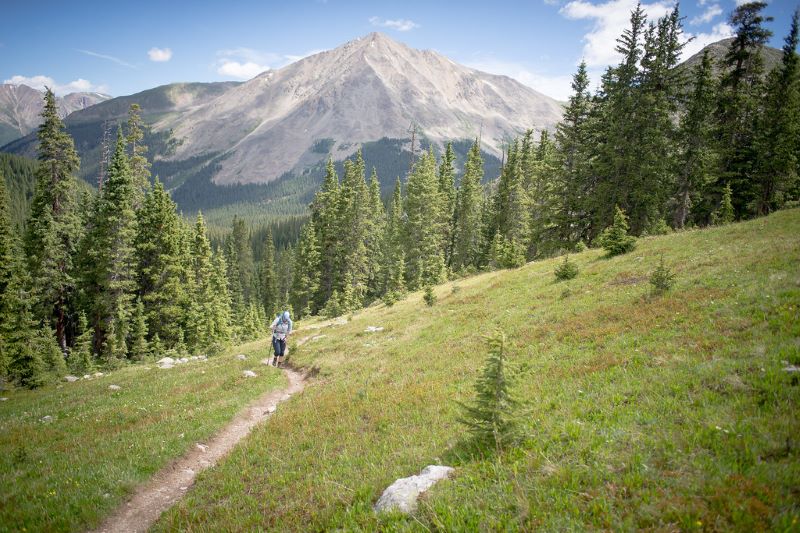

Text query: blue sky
(0, 0), (794, 101)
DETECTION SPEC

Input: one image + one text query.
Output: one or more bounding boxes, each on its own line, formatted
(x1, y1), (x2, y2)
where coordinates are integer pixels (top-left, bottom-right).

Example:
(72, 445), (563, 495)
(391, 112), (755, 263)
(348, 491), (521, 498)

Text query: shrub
(574, 241), (588, 253)
(458, 331), (521, 452)
(599, 206), (637, 256)
(554, 255), (579, 281)
(649, 255), (676, 295)
(423, 285), (436, 307)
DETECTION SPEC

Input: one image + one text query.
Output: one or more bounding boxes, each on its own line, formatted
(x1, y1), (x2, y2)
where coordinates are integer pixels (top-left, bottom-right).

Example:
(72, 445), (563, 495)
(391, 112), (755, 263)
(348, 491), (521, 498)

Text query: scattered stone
(196, 443), (208, 452)
(365, 326), (384, 333)
(281, 393), (290, 401)
(198, 355), (207, 360)
(374, 465), (455, 513)
(267, 405), (277, 414)
(64, 375), (79, 383)
(40, 415), (54, 423)
(311, 334), (327, 341)
(179, 357), (189, 364)
(157, 357), (175, 366)
(108, 384), (122, 391)
(83, 375), (91, 380)
(261, 358), (273, 366)
(236, 354), (247, 360)
(93, 372), (104, 378)
(190, 356), (199, 361)
(159, 363), (174, 370)
(783, 365), (800, 373)
(0, 397), (7, 402)
(243, 370), (257, 378)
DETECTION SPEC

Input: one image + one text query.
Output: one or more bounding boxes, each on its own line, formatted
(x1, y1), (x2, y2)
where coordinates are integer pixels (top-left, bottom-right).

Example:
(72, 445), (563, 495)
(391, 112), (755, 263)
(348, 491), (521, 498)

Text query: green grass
(155, 209), (800, 532)
(0, 340), (285, 532)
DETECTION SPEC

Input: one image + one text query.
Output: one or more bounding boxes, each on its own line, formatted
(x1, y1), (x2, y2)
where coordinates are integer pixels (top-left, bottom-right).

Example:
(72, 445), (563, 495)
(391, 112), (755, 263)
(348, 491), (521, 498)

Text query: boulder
(83, 375), (91, 380)
(108, 384), (121, 391)
(0, 397), (8, 402)
(179, 357), (189, 363)
(267, 405), (277, 414)
(236, 354), (247, 360)
(243, 370), (257, 378)
(159, 363), (174, 369)
(374, 465), (455, 513)
(261, 358), (273, 366)
(40, 415), (54, 423)
(93, 372), (104, 378)
(365, 326), (384, 333)
(156, 357), (175, 365)
(64, 375), (79, 383)
(783, 365), (800, 373)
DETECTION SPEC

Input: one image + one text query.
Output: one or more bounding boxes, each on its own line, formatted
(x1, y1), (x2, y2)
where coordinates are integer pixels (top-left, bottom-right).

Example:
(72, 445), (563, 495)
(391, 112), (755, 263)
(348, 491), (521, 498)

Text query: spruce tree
(209, 252), (233, 347)
(753, 10), (799, 214)
(290, 221), (321, 318)
(24, 88), (82, 352)
(438, 142), (457, 265)
(187, 213), (217, 350)
(715, 1), (773, 217)
(126, 103), (151, 208)
(69, 312), (94, 374)
(451, 140), (484, 271)
(135, 180), (188, 349)
(599, 206), (637, 256)
(0, 174), (17, 378)
(675, 50), (718, 228)
(381, 178), (406, 302)
(311, 158), (340, 308)
(335, 152), (370, 309)
(365, 168), (386, 301)
(404, 150), (446, 288)
(260, 228), (278, 318)
(128, 298), (148, 361)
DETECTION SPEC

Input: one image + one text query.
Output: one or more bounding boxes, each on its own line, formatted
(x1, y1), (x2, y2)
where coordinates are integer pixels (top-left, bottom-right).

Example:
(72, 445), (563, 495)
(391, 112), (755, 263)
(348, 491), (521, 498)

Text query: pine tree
(553, 61), (593, 244)
(128, 298), (148, 361)
(69, 312), (94, 374)
(365, 168), (386, 300)
(311, 158), (340, 308)
(260, 228), (278, 318)
(715, 1), (773, 217)
(225, 239), (246, 336)
(753, 9), (800, 214)
(187, 213), (217, 351)
(438, 142), (457, 265)
(86, 131), (138, 360)
(210, 251), (233, 347)
(527, 131), (559, 258)
(290, 221), (321, 318)
(24, 88), (82, 353)
(458, 331), (521, 451)
(0, 173), (17, 378)
(7, 311), (46, 388)
(126, 103), (151, 208)
(599, 206), (637, 256)
(381, 178), (406, 302)
(230, 216), (255, 304)
(404, 150), (446, 288)
(334, 152), (370, 309)
(711, 183), (735, 224)
(675, 50), (718, 228)
(135, 179), (188, 349)
(451, 140), (484, 271)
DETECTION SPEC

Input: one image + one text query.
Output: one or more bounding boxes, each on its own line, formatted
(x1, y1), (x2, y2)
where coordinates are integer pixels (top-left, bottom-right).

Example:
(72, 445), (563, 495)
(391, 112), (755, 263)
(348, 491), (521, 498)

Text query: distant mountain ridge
(0, 84), (110, 145)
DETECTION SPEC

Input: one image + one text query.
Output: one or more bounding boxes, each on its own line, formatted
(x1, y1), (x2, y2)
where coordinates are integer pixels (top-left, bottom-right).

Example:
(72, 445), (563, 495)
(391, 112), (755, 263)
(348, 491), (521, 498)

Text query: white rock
(0, 397), (8, 401)
(190, 356), (199, 361)
(198, 355), (207, 360)
(365, 326), (384, 333)
(267, 405), (277, 414)
(783, 365), (800, 373)
(64, 375), (79, 383)
(179, 357), (189, 363)
(159, 363), (174, 369)
(261, 358), (273, 366)
(156, 357), (175, 365)
(374, 465), (455, 513)
(281, 393), (290, 401)
(83, 375), (91, 380)
(236, 354), (247, 360)
(93, 372), (104, 378)
(40, 415), (54, 423)
(196, 443), (208, 452)
(108, 384), (121, 391)
(243, 370), (257, 378)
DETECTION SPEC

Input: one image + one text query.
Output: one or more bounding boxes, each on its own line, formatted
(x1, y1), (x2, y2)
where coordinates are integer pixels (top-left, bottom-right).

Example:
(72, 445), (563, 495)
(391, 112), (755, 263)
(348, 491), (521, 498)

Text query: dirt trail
(91, 366), (306, 533)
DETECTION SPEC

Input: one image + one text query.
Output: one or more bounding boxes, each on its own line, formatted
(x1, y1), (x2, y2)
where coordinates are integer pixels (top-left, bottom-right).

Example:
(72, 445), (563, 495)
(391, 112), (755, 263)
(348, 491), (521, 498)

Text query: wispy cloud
(148, 47), (172, 62)
(4, 74), (109, 96)
(77, 49), (136, 69)
(215, 47), (327, 80)
(690, 4), (723, 25)
(368, 16), (420, 32)
(560, 0), (672, 67)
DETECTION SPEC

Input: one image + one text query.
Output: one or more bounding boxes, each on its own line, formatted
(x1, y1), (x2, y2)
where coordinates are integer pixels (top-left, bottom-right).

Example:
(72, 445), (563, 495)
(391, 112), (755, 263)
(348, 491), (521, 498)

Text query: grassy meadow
(154, 209), (800, 531)
(0, 341), (285, 532)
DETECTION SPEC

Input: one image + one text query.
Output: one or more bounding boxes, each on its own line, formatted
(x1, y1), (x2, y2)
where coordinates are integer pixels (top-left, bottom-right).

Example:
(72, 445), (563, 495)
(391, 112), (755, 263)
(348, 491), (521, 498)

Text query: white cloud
(690, 4), (723, 25)
(368, 16), (420, 31)
(215, 47), (327, 80)
(681, 21), (734, 60)
(77, 49), (136, 69)
(560, 0), (672, 67)
(543, 0), (561, 5)
(148, 47), (172, 62)
(466, 58), (575, 101)
(4, 74), (109, 95)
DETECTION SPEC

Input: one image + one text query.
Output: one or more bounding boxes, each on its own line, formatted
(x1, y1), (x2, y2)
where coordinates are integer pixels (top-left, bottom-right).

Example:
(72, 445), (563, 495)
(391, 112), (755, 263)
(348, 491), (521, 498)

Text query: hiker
(271, 311), (293, 367)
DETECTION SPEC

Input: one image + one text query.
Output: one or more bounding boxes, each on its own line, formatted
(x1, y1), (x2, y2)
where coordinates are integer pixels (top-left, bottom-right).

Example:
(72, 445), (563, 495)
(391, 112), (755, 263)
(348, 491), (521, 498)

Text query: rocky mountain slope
(0, 84), (110, 145)
(159, 32), (564, 184)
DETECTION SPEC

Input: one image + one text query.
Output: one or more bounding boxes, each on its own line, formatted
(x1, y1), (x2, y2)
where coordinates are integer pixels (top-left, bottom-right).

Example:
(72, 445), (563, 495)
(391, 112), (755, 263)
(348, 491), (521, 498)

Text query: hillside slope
(157, 209), (800, 531)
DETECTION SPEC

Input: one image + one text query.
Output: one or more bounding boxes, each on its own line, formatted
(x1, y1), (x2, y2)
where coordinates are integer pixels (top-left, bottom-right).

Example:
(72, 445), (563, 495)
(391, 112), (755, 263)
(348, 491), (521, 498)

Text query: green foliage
(404, 150), (446, 288)
(451, 140), (485, 271)
(554, 255), (579, 281)
(599, 206), (637, 256)
(458, 331), (521, 452)
(69, 312), (94, 374)
(649, 255), (676, 295)
(489, 232), (526, 269)
(128, 298), (149, 361)
(290, 221), (321, 318)
(712, 183), (736, 225)
(423, 285), (436, 307)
